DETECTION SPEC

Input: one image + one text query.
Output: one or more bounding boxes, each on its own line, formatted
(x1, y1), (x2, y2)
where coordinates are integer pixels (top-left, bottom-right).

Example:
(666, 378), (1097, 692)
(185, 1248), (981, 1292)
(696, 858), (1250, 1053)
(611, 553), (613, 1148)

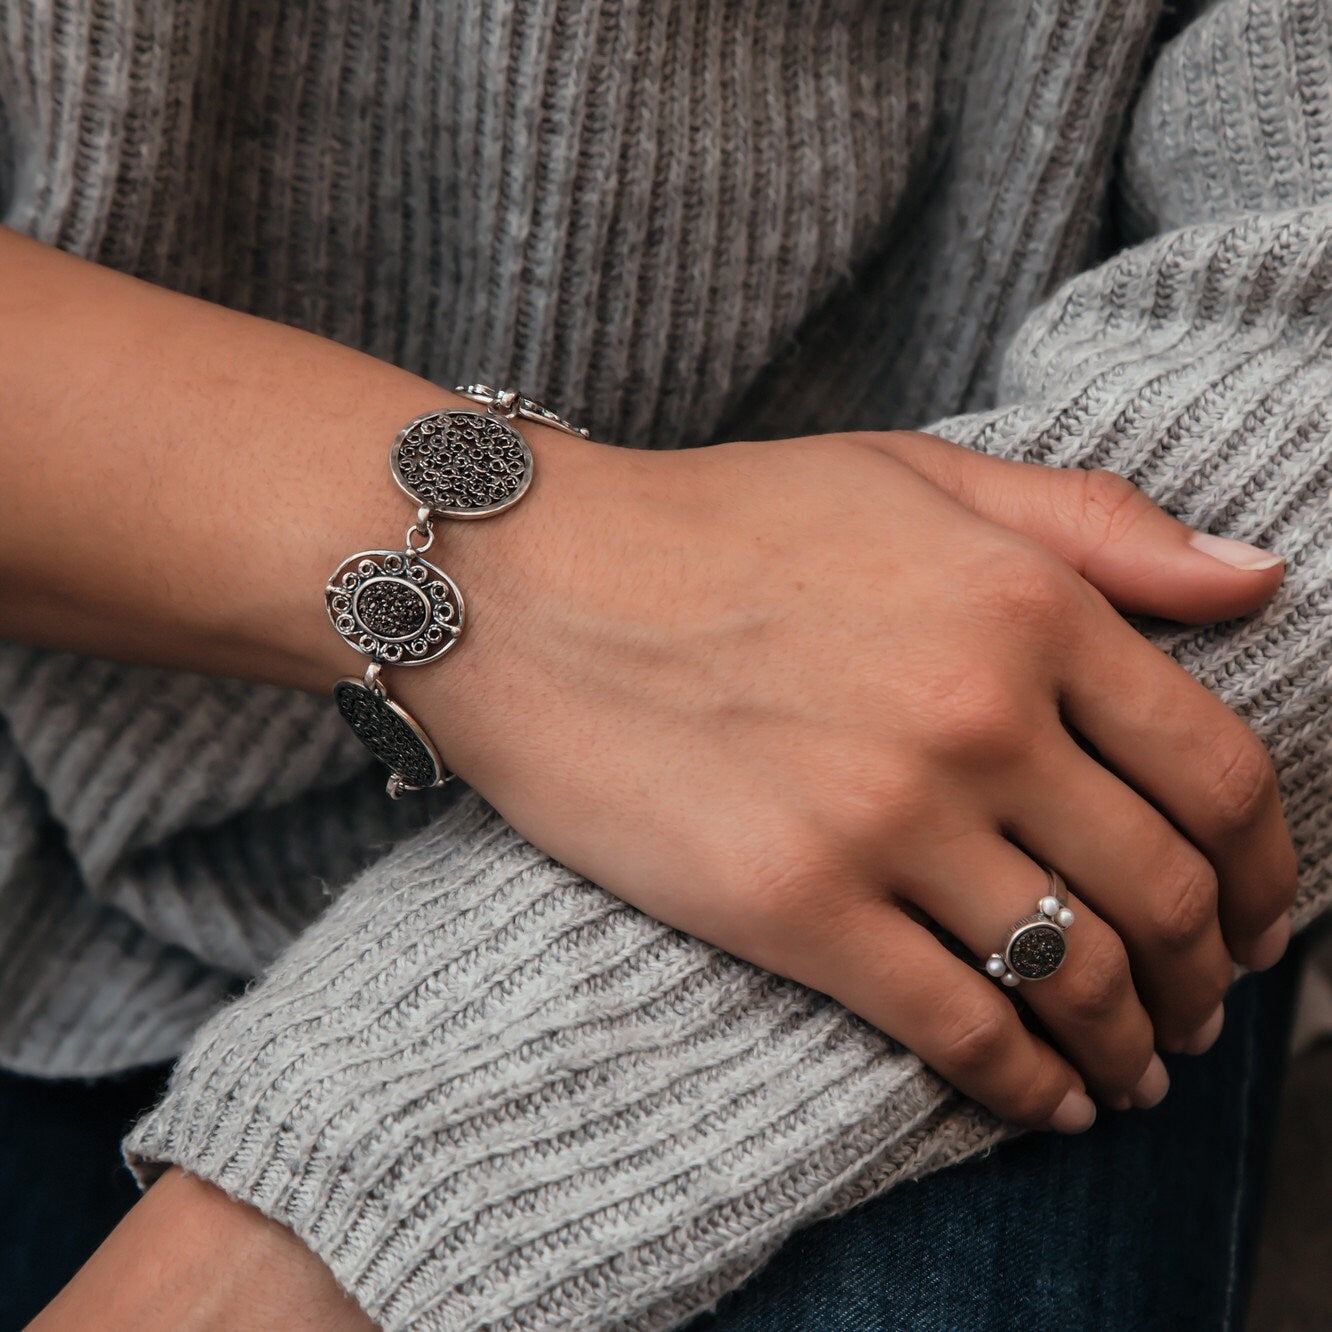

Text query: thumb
(875, 431), (1285, 625)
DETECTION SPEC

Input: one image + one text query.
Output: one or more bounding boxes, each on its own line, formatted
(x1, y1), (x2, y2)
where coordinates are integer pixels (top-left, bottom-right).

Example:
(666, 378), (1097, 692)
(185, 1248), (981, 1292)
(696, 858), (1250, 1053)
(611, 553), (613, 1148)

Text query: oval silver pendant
(390, 408), (533, 518)
(325, 550), (463, 664)
(333, 678), (445, 791)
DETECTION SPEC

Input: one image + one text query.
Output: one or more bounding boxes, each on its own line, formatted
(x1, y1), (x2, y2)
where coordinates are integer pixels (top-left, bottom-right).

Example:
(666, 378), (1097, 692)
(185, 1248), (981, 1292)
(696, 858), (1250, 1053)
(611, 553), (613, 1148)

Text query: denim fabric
(689, 943), (1304, 1332)
(0, 1061), (169, 1330)
(0, 942), (1302, 1332)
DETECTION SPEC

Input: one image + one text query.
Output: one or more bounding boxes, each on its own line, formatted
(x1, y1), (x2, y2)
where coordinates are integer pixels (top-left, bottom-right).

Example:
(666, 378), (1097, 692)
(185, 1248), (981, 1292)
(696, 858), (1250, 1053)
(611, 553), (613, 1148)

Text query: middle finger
(899, 830), (1161, 1110)
(1002, 735), (1235, 1053)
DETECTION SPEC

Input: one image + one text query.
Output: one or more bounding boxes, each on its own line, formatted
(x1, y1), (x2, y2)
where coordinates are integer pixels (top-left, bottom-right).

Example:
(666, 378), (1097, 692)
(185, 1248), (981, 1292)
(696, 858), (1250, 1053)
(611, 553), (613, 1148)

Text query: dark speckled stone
(1008, 923), (1066, 979)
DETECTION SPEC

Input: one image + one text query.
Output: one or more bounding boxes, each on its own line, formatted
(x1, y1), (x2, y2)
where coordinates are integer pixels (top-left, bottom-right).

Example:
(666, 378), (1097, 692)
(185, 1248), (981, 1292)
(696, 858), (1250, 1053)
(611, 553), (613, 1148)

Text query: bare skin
(0, 227), (1295, 1322)
(28, 1168), (374, 1331)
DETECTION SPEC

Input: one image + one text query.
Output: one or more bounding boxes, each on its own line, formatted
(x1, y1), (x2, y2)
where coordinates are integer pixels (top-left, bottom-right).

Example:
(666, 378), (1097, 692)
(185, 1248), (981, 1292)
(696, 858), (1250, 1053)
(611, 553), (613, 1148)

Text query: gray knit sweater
(1, 0), (1329, 1326)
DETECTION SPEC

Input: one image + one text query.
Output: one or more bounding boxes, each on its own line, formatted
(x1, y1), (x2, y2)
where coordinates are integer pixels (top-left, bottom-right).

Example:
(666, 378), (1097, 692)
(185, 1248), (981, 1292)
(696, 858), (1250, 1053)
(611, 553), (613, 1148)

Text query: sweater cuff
(124, 786), (1003, 1330)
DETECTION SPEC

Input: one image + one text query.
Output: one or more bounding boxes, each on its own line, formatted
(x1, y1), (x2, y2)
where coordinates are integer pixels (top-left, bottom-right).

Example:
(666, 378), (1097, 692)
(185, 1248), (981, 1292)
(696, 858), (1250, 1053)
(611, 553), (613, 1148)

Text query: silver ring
(985, 867), (1076, 987)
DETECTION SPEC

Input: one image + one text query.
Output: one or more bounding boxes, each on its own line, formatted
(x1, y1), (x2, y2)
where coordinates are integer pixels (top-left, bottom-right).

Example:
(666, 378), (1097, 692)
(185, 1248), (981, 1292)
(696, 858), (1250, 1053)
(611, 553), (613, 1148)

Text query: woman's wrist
(30, 1166), (373, 1330)
(310, 409), (614, 789)
(0, 227), (624, 807)
(0, 228), (566, 728)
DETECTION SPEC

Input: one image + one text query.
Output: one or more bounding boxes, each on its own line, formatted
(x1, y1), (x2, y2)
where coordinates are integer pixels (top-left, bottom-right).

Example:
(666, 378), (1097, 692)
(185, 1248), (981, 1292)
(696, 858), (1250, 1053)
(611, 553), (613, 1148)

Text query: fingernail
(1131, 1053), (1170, 1108)
(1188, 531), (1284, 571)
(1048, 1088), (1097, 1134)
(1183, 1002), (1225, 1055)
(1248, 914), (1290, 971)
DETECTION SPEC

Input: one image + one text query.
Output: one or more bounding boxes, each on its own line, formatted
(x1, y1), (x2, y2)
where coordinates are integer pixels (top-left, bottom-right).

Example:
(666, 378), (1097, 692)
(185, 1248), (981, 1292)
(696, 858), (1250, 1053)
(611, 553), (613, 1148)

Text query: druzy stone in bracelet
(1005, 919), (1068, 980)
(326, 551), (463, 664)
(390, 408), (533, 517)
(333, 678), (445, 791)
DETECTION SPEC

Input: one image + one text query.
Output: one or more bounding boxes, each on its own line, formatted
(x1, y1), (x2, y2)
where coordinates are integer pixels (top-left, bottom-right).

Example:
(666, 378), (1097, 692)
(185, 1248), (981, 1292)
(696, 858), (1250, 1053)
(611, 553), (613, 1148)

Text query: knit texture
(0, 0), (1328, 1326)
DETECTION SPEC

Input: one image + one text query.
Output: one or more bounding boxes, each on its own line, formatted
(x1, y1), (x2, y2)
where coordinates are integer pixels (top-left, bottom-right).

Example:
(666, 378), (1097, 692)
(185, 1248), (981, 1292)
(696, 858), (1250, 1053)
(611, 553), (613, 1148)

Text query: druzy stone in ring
(1006, 921), (1068, 980)
(332, 679), (444, 790)
(391, 408), (533, 517)
(325, 550), (463, 665)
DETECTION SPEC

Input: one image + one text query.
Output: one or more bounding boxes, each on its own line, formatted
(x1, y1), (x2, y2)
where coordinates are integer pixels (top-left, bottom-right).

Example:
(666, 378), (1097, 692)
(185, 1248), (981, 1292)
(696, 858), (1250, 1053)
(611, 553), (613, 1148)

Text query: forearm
(0, 226), (579, 706)
(30, 1167), (374, 1331)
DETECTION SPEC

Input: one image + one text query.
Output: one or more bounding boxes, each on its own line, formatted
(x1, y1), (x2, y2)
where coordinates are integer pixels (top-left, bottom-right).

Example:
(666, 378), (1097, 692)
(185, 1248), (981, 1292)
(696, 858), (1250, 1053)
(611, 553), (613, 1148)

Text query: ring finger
(899, 832), (1164, 1111)
(1003, 740), (1235, 1053)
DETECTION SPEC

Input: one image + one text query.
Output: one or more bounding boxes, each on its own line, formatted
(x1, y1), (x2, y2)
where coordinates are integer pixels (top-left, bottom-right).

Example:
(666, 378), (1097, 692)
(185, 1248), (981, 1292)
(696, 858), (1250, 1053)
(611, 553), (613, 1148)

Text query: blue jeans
(688, 942), (1304, 1332)
(0, 940), (1302, 1331)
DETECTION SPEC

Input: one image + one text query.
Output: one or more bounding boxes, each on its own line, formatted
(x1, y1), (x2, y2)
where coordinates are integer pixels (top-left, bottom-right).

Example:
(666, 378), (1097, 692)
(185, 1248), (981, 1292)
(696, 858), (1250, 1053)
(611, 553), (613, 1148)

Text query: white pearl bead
(986, 955), (1006, 977)
(1002, 971), (1021, 987)
(1057, 907), (1075, 928)
(1039, 895), (1060, 918)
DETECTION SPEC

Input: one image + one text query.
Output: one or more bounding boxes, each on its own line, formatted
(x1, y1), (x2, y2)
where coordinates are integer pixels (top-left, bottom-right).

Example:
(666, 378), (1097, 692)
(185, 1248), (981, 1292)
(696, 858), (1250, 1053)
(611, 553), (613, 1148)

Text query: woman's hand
(418, 427), (1297, 1132)
(0, 230), (1295, 1134)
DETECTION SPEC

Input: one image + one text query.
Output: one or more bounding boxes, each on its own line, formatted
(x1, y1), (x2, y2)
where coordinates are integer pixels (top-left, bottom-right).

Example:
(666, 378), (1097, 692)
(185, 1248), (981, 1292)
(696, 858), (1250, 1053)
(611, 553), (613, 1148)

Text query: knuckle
(781, 751), (937, 864)
(1202, 729), (1278, 834)
(982, 548), (1078, 628)
(1149, 853), (1220, 951)
(915, 664), (1033, 767)
(1064, 936), (1133, 1022)
(840, 427), (941, 452)
(733, 820), (862, 938)
(939, 1000), (1013, 1076)
(822, 429), (876, 456)
(827, 772), (927, 854)
(1067, 468), (1149, 546)
(823, 429), (908, 465)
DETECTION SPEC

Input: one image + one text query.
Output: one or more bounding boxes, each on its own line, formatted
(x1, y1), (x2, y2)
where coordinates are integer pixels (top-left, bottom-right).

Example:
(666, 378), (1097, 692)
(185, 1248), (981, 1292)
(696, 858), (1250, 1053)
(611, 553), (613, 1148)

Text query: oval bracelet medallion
(326, 550), (463, 664)
(333, 678), (446, 792)
(390, 408), (533, 518)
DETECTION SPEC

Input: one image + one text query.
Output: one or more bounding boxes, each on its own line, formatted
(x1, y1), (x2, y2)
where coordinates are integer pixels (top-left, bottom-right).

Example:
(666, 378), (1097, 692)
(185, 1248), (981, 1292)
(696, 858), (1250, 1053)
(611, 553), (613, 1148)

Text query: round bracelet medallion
(326, 550), (463, 664)
(333, 678), (445, 791)
(1004, 917), (1068, 980)
(390, 408), (533, 518)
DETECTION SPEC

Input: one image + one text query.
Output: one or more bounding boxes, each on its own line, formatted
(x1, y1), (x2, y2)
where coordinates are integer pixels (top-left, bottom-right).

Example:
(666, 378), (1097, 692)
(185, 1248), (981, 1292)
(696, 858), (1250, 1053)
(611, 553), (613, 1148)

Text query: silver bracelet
(324, 384), (590, 797)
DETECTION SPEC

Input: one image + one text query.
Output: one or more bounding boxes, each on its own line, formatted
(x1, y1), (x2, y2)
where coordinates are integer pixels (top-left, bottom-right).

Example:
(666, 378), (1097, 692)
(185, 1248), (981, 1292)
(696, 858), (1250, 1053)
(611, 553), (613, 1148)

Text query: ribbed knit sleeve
(0, 647), (459, 1071)
(124, 789), (999, 1329)
(124, 4), (1329, 1328)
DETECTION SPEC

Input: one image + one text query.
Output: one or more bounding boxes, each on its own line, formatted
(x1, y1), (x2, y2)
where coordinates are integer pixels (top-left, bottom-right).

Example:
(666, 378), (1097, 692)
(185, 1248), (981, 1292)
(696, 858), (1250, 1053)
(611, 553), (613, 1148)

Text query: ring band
(985, 867), (1075, 987)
